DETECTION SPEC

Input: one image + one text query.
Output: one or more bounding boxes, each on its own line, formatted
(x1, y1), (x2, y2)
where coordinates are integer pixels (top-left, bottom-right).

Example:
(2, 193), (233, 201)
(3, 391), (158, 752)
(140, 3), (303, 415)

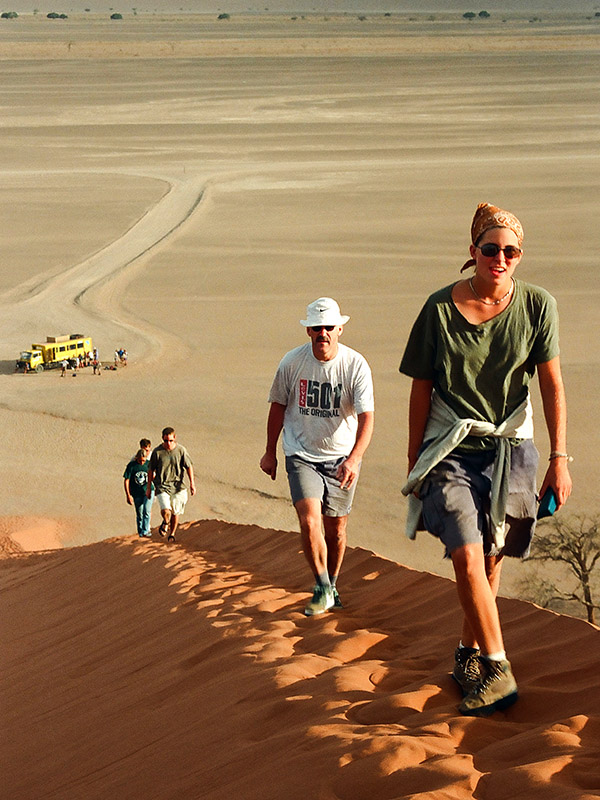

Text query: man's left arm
(186, 462), (196, 496)
(537, 356), (572, 509)
(337, 410), (374, 490)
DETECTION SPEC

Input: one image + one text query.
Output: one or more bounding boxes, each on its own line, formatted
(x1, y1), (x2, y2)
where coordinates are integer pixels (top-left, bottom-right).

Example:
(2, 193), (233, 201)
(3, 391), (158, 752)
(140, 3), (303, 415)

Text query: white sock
(317, 571), (331, 589)
(482, 650), (506, 662)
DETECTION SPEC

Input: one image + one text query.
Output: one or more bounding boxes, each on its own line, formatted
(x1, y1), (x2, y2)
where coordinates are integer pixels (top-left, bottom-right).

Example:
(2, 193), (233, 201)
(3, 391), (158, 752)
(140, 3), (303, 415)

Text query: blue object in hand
(537, 487), (558, 519)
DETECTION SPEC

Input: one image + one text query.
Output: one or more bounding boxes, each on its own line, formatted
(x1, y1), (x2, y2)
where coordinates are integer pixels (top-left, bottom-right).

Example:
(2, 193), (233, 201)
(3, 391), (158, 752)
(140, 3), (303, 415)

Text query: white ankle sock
(317, 571), (331, 589)
(482, 650), (506, 662)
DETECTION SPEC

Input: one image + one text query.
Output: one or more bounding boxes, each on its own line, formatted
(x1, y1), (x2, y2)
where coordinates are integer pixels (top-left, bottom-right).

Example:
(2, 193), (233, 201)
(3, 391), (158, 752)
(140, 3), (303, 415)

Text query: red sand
(2, 519), (599, 799)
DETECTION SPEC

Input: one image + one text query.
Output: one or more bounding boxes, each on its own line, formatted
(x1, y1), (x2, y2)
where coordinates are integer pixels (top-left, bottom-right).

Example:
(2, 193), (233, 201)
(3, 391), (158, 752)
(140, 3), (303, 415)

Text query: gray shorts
(419, 439), (539, 559)
(285, 455), (358, 517)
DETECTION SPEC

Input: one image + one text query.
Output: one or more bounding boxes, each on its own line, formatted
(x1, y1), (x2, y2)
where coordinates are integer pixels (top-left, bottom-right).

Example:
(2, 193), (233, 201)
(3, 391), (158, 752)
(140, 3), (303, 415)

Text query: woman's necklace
(469, 277), (514, 306)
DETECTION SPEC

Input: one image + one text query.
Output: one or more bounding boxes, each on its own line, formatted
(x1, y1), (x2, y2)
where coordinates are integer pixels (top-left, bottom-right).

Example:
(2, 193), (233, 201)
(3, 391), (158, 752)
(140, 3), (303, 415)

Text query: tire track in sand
(0, 173), (208, 363)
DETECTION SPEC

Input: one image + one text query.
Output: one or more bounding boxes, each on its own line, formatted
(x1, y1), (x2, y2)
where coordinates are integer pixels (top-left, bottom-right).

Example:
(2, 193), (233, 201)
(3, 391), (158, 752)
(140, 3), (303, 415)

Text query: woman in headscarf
(399, 202), (572, 716)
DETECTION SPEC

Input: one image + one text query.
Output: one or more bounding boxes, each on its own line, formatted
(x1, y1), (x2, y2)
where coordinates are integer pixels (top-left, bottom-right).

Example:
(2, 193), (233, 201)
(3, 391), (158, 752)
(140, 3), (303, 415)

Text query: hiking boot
(452, 646), (481, 696)
(459, 657), (518, 717)
(332, 587), (343, 609)
(304, 585), (334, 616)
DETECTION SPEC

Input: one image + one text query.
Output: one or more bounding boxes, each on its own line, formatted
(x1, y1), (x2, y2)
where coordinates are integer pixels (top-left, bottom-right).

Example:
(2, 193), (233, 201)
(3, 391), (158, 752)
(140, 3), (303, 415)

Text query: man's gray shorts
(285, 455), (358, 517)
(419, 439), (539, 558)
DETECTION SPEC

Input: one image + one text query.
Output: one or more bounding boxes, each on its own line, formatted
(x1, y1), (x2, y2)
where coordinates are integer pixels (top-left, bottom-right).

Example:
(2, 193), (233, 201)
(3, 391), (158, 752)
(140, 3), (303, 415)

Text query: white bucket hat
(300, 297), (350, 327)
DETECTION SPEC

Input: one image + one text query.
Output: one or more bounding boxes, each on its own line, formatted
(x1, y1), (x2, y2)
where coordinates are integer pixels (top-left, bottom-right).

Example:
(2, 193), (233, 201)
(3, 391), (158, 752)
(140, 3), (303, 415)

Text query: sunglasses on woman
(477, 243), (522, 259)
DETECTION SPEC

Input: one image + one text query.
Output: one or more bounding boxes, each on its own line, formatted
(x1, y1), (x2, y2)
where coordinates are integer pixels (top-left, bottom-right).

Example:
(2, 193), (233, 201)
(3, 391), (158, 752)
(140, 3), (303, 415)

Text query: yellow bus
(16, 334), (93, 372)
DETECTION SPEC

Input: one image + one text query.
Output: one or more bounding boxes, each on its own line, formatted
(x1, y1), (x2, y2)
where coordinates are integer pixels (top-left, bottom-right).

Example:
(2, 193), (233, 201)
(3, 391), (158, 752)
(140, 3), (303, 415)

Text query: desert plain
(1, 4), (599, 798)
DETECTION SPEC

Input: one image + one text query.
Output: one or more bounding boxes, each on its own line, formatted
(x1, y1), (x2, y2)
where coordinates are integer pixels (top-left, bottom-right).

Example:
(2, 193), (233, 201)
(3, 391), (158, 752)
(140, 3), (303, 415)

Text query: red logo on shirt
(299, 379), (307, 407)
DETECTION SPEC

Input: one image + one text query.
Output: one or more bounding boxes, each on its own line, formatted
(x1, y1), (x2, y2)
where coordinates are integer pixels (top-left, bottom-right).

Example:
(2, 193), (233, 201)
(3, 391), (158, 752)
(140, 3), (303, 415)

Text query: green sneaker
(459, 658), (518, 717)
(304, 585), (334, 616)
(452, 646), (481, 696)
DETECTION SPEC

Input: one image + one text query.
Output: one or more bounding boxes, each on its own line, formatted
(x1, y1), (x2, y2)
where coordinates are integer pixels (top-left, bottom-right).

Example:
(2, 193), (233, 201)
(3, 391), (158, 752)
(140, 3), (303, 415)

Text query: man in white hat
(260, 297), (374, 616)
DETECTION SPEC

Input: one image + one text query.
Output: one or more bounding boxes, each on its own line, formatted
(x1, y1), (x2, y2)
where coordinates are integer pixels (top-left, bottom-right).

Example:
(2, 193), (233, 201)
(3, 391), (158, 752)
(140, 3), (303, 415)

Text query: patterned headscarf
(461, 202), (524, 271)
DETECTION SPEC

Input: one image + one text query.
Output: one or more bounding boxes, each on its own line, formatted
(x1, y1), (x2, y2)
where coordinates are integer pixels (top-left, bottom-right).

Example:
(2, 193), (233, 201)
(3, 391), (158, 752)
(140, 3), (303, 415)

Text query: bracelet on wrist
(549, 451), (573, 462)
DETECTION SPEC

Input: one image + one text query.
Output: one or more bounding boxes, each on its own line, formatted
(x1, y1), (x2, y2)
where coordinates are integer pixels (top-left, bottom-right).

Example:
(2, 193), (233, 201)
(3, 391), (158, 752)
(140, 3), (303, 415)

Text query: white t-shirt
(268, 342), (374, 462)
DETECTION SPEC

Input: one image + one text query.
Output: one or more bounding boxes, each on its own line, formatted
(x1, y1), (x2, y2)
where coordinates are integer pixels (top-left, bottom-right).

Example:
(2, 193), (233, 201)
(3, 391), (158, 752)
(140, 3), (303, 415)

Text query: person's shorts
(285, 455), (359, 517)
(156, 489), (188, 516)
(419, 439), (539, 559)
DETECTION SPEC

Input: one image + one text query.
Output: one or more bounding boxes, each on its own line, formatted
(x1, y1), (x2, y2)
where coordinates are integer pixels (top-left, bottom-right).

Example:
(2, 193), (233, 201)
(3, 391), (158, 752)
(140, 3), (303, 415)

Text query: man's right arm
(146, 467), (155, 498)
(259, 402), (286, 480)
(124, 477), (133, 505)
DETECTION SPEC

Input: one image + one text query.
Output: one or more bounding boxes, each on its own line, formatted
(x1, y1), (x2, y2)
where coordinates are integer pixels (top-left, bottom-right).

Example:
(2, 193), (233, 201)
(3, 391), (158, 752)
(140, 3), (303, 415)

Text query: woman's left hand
(539, 457), (572, 511)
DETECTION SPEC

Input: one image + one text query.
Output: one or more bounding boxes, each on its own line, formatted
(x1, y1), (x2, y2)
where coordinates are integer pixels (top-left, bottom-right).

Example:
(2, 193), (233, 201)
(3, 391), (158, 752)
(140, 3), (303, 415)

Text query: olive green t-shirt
(399, 280), (559, 450)
(149, 443), (193, 495)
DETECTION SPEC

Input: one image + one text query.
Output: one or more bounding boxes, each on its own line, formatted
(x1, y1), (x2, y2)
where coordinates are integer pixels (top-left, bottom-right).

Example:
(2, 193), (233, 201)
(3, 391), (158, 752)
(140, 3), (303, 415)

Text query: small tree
(463, 12), (476, 19)
(520, 515), (600, 624)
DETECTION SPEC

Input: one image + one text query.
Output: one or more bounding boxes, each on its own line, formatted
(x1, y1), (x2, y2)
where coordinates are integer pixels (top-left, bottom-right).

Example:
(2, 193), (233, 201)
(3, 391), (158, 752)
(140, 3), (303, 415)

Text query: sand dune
(0, 12), (597, 798)
(3, 519), (599, 799)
